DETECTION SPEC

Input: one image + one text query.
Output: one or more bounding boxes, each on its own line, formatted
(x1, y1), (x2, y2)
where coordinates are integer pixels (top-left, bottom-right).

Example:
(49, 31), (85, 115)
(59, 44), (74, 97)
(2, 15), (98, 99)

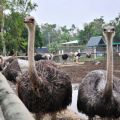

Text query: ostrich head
(24, 16), (36, 30)
(103, 25), (115, 43)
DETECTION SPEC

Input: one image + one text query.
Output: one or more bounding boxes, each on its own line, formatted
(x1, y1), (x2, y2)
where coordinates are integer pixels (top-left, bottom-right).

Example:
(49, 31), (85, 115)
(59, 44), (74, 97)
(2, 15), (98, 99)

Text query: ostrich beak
(107, 29), (111, 32)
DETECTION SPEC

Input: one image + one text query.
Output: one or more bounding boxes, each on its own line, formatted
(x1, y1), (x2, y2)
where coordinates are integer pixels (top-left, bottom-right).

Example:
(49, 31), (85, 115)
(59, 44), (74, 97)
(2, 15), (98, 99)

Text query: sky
(31, 0), (120, 29)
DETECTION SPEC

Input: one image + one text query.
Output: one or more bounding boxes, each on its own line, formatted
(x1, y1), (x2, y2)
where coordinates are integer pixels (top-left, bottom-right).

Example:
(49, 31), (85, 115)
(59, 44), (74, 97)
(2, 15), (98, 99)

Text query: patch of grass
(79, 56), (105, 62)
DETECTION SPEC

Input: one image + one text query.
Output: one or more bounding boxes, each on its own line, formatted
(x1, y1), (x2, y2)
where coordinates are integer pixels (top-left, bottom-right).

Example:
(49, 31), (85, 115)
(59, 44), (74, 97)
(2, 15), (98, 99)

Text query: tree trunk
(0, 6), (6, 56)
(0, 72), (35, 120)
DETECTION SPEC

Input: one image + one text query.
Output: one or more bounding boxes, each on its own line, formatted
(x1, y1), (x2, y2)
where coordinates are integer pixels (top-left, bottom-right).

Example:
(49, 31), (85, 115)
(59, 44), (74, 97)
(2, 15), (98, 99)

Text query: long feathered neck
(103, 34), (113, 100)
(28, 25), (43, 86)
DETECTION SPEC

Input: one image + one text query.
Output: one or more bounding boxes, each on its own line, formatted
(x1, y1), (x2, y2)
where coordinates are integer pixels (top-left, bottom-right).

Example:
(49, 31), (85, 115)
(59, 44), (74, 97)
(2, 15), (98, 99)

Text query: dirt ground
(61, 60), (120, 83)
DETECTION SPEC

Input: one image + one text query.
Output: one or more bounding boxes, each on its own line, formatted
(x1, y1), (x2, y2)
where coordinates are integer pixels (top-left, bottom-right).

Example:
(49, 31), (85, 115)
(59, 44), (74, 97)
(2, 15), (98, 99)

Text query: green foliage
(48, 42), (61, 53)
(0, 0), (41, 54)
(78, 17), (105, 44)
(35, 25), (43, 48)
(113, 14), (120, 40)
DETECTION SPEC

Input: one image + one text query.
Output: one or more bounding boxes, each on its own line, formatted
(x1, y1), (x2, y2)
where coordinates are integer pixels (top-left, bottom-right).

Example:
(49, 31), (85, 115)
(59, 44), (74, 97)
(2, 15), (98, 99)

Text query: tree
(0, 0), (38, 54)
(112, 14), (120, 40)
(35, 25), (43, 48)
(78, 16), (105, 44)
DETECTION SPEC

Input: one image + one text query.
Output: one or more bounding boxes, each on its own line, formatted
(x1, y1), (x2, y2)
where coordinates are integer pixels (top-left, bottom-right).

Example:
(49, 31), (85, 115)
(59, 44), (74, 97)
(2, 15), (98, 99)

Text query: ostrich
(62, 53), (69, 64)
(44, 53), (54, 60)
(86, 52), (91, 58)
(74, 51), (81, 63)
(34, 53), (53, 61)
(2, 56), (28, 83)
(17, 16), (72, 120)
(2, 58), (21, 83)
(34, 53), (47, 61)
(77, 25), (120, 120)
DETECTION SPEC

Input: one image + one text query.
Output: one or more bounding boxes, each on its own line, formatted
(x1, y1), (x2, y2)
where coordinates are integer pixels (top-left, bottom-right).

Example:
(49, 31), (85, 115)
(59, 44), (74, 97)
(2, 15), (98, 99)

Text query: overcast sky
(31, 0), (120, 29)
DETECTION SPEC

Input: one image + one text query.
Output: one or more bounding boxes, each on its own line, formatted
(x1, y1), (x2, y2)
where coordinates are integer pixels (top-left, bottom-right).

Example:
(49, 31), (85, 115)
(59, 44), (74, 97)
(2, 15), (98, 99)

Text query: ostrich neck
(28, 27), (42, 86)
(104, 35), (113, 99)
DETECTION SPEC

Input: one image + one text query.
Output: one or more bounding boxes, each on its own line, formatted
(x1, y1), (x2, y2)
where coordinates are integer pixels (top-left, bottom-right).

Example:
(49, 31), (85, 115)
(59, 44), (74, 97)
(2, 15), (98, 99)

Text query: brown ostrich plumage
(18, 60), (72, 113)
(2, 58), (21, 83)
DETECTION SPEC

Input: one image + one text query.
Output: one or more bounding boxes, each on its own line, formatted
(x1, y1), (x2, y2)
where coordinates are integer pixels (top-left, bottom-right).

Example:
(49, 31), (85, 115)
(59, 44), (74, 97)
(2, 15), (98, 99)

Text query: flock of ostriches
(0, 16), (120, 120)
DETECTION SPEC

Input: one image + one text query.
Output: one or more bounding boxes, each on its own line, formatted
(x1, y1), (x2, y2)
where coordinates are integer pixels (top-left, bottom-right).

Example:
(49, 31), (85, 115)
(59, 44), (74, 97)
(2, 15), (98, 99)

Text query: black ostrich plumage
(62, 54), (69, 60)
(17, 60), (72, 114)
(76, 53), (81, 57)
(77, 70), (120, 118)
(34, 53), (47, 61)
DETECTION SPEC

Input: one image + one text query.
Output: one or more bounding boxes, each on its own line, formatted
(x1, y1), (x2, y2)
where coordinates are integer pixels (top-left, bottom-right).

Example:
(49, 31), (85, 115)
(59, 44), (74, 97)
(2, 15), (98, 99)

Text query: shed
(86, 36), (106, 58)
(86, 36), (105, 47)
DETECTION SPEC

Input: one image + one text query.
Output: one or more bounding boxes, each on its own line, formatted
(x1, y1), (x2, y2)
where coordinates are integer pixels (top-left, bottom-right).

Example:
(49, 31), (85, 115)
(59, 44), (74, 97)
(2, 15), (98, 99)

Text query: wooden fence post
(0, 72), (35, 120)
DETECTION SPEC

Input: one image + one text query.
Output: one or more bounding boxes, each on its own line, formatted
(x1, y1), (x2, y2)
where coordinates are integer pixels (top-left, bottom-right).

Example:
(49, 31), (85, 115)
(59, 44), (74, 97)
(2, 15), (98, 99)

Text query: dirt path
(61, 61), (120, 83)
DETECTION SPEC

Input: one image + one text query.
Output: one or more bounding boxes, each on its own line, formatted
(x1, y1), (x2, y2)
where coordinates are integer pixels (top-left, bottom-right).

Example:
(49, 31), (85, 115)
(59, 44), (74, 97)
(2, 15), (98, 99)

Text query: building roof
(36, 47), (49, 53)
(86, 36), (105, 47)
(113, 42), (120, 45)
(61, 40), (78, 45)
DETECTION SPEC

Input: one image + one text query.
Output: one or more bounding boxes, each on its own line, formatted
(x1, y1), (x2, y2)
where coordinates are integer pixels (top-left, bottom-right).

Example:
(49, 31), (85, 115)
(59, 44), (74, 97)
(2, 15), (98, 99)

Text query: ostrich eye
(111, 28), (115, 31)
(30, 18), (34, 21)
(103, 29), (106, 32)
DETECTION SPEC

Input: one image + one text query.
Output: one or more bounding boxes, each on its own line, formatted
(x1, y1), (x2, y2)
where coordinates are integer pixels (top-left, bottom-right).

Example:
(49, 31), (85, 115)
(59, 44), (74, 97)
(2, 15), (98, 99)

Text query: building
(86, 36), (106, 54)
(87, 36), (120, 53)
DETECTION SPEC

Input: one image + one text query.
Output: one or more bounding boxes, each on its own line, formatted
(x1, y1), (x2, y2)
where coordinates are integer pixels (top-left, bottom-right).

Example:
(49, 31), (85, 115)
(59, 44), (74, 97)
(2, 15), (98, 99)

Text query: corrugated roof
(61, 40), (78, 45)
(86, 36), (105, 47)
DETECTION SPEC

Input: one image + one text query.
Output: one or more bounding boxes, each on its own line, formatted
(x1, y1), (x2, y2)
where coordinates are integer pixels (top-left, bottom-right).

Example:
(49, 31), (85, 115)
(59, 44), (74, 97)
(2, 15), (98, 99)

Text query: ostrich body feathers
(18, 60), (72, 113)
(77, 70), (120, 118)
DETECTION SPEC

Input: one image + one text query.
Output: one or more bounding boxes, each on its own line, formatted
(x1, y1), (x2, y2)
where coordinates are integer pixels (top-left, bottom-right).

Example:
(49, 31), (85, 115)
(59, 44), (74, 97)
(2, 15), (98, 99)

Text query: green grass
(79, 56), (105, 62)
